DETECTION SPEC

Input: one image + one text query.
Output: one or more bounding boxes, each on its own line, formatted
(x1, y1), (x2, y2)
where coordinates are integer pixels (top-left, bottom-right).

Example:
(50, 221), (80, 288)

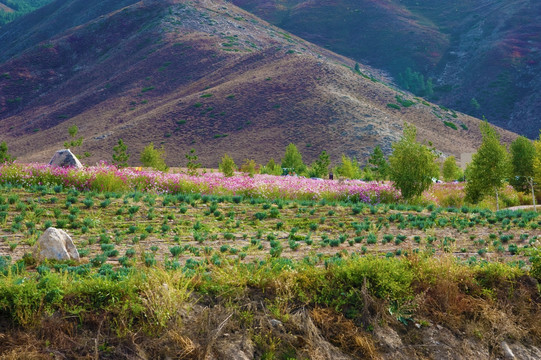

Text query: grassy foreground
(0, 169), (540, 358)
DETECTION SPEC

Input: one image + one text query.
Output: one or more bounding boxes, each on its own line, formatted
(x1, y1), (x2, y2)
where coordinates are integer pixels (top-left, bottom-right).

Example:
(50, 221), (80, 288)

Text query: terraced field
(1, 171), (538, 269)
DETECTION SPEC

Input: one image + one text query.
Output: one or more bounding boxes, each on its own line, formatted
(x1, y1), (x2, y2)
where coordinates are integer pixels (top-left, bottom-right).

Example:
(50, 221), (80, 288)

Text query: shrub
(219, 154), (236, 177)
(240, 159), (259, 177)
(443, 121), (458, 130)
(140, 143), (168, 172)
(0, 141), (15, 163)
(92, 171), (129, 193)
(395, 95), (415, 107)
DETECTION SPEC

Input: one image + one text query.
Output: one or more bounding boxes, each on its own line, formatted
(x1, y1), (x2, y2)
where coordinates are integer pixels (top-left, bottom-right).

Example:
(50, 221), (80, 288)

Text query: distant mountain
(0, 0), (53, 26)
(232, 0), (541, 138)
(0, 0), (516, 167)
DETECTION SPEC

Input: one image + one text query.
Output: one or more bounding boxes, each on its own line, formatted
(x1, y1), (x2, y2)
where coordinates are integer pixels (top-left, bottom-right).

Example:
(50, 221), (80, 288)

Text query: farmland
(1, 164), (541, 359)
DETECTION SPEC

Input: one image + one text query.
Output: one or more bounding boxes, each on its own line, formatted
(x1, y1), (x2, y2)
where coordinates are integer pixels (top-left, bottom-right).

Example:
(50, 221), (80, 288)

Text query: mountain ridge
(231, 0), (541, 139)
(0, 0), (517, 167)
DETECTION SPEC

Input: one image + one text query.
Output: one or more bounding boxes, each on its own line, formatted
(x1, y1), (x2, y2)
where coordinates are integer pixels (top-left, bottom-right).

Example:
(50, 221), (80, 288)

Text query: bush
(0, 141), (15, 163)
(92, 171), (129, 193)
(112, 139), (130, 168)
(140, 143), (168, 172)
(240, 159), (259, 177)
(335, 154), (362, 179)
(443, 121), (458, 130)
(260, 158), (281, 175)
(395, 95), (415, 107)
(312, 256), (414, 317)
(219, 154), (236, 177)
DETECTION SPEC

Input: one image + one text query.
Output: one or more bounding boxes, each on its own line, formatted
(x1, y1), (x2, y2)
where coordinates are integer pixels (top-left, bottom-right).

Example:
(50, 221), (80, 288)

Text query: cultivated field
(1, 164), (540, 359)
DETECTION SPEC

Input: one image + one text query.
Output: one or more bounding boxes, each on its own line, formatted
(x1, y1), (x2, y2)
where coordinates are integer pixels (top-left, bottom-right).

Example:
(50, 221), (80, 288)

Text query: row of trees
(217, 143), (391, 181)
(93, 124), (541, 211)
(466, 123), (540, 211)
(108, 127), (541, 211)
(389, 120), (541, 210)
(1, 119), (537, 210)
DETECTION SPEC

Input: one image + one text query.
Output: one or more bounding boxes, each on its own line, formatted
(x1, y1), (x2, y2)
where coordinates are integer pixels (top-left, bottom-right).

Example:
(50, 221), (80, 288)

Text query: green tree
(309, 150), (331, 178)
(185, 148), (201, 176)
(442, 156), (462, 182)
(465, 121), (510, 210)
(63, 124), (88, 158)
(510, 136), (535, 192)
(240, 159), (259, 177)
(112, 138), (129, 168)
(64, 124), (83, 149)
(398, 67), (434, 97)
(0, 141), (15, 163)
(219, 154), (236, 177)
(367, 145), (390, 180)
(336, 154), (362, 179)
(261, 158), (281, 175)
(389, 124), (439, 201)
(140, 143), (168, 172)
(281, 143), (306, 175)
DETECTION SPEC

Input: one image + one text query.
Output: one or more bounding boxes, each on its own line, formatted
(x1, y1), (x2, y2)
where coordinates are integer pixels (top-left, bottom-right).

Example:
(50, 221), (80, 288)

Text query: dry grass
(309, 307), (382, 359)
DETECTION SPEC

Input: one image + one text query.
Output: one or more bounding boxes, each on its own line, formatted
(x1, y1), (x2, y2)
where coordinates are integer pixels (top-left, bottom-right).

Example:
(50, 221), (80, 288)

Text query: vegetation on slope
(0, 0), (53, 26)
(232, 0), (541, 138)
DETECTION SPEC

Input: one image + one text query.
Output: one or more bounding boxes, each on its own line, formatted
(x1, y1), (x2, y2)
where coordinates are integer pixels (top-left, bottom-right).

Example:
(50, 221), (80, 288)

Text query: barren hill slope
(0, 0), (516, 167)
(232, 0), (541, 139)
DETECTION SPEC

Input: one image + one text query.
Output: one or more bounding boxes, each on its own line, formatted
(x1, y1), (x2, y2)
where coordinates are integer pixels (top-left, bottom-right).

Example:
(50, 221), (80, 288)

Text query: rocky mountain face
(0, 0), (516, 167)
(231, 0), (541, 138)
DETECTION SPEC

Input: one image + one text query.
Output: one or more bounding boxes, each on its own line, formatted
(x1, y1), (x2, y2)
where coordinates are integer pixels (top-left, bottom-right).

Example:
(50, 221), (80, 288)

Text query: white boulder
(34, 227), (80, 261)
(49, 149), (83, 168)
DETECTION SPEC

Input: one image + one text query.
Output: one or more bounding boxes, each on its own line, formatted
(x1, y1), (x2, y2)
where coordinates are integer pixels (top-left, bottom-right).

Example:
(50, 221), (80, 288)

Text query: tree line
(0, 120), (537, 209)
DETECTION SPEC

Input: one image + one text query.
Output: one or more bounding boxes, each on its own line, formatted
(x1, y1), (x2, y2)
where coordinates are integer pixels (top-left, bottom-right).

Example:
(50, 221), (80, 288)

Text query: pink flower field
(0, 163), (400, 204)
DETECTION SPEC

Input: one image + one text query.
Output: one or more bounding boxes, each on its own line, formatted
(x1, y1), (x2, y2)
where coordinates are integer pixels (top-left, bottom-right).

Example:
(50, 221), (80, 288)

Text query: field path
(506, 205), (538, 211)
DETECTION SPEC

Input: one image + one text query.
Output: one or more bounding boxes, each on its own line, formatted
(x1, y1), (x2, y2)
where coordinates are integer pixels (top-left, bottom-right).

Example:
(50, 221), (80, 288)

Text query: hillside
(231, 0), (541, 139)
(0, 0), (53, 26)
(0, 0), (516, 168)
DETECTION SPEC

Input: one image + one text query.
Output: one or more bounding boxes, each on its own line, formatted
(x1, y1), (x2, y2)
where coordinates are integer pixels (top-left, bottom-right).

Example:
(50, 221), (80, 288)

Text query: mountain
(0, 0), (516, 167)
(0, 0), (54, 26)
(231, 0), (541, 139)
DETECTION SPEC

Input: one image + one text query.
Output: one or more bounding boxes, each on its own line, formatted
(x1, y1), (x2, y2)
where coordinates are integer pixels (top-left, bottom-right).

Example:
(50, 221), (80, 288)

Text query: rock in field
(34, 227), (80, 261)
(49, 149), (83, 168)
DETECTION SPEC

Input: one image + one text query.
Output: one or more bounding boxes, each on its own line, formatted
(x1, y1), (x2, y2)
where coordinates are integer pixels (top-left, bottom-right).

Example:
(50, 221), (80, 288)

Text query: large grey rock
(48, 149), (83, 168)
(34, 227), (80, 261)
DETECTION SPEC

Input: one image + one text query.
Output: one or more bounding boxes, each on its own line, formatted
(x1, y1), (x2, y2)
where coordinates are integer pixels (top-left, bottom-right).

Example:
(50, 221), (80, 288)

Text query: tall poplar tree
(510, 136), (536, 210)
(465, 121), (509, 210)
(112, 138), (130, 168)
(367, 145), (390, 180)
